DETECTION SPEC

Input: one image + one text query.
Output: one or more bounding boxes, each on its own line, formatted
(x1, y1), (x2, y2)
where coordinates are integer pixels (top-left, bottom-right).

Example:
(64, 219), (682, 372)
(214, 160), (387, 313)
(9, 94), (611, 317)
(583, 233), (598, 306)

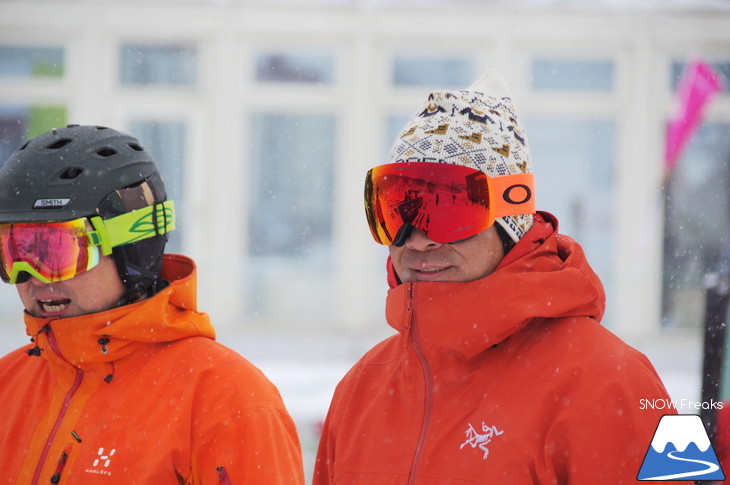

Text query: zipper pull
(50, 450), (69, 484)
(26, 324), (51, 357)
(217, 466), (233, 484)
(404, 283), (415, 329)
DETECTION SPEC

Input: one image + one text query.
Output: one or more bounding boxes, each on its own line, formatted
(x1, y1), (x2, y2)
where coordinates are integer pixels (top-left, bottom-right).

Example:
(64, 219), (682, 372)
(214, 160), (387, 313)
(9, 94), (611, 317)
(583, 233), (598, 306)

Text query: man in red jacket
(0, 125), (304, 484)
(314, 71), (691, 484)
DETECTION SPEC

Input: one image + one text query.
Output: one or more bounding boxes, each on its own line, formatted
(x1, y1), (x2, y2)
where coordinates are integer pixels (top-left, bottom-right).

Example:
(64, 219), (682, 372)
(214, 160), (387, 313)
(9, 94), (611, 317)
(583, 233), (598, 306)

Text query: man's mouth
(410, 265), (453, 281)
(38, 299), (71, 314)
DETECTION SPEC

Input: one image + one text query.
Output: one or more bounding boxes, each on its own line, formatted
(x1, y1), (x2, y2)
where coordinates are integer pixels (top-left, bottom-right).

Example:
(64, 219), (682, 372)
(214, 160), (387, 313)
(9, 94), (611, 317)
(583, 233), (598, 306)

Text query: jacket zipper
(30, 329), (84, 485)
(49, 449), (69, 484)
(217, 466), (233, 484)
(407, 284), (434, 485)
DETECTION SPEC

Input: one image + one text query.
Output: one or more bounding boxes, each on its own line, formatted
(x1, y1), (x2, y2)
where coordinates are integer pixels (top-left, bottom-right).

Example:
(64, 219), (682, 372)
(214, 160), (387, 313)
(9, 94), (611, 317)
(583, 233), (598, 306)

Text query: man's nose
(28, 275), (49, 287)
(403, 228), (442, 251)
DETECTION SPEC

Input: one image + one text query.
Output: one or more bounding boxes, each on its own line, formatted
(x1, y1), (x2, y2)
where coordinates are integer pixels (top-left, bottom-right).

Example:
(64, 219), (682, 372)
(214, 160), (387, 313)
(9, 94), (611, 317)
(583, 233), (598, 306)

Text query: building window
(662, 122), (730, 329)
(671, 60), (730, 93)
(392, 55), (472, 88)
(128, 120), (186, 253)
(120, 43), (197, 86)
(0, 104), (67, 164)
(526, 118), (616, 322)
(530, 59), (614, 91)
(245, 112), (335, 324)
(255, 50), (335, 84)
(0, 46), (64, 79)
(247, 113), (334, 258)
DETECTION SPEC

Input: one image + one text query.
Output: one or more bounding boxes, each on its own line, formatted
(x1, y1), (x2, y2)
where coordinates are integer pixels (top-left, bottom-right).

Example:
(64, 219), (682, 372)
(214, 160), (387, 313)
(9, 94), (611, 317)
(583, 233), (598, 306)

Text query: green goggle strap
(89, 200), (176, 256)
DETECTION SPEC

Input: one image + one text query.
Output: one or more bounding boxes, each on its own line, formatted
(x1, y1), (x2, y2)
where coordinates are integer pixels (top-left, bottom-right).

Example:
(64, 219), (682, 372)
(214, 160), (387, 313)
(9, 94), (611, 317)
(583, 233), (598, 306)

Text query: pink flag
(665, 59), (724, 175)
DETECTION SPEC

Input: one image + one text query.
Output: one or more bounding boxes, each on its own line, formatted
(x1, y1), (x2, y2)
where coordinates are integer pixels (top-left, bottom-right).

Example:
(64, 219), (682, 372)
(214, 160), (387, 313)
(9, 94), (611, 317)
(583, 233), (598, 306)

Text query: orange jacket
(0, 254), (304, 485)
(314, 213), (688, 485)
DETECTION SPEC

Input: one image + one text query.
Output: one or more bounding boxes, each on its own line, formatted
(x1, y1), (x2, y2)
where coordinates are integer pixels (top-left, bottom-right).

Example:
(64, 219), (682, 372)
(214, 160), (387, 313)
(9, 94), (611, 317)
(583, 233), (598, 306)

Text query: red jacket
(0, 254), (304, 485)
(314, 214), (687, 484)
(716, 401), (730, 477)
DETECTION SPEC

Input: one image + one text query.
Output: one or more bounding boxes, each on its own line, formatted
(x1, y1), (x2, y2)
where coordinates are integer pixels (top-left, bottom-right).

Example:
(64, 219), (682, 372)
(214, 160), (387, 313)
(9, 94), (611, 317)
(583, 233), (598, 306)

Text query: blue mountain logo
(637, 414), (725, 481)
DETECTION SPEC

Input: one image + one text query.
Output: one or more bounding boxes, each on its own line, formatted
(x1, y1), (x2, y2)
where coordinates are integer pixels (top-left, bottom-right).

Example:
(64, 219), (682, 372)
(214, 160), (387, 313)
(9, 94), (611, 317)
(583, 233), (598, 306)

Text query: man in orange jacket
(313, 71), (692, 484)
(0, 125), (304, 484)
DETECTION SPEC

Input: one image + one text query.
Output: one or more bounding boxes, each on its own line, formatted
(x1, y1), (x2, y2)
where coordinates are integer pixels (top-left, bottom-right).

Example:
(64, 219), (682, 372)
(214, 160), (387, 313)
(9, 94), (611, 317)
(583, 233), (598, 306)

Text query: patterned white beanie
(385, 69), (534, 242)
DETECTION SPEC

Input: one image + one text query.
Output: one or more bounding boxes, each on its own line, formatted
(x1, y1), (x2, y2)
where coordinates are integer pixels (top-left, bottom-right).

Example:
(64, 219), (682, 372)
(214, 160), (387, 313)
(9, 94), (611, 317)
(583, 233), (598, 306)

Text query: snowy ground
(0, 320), (703, 482)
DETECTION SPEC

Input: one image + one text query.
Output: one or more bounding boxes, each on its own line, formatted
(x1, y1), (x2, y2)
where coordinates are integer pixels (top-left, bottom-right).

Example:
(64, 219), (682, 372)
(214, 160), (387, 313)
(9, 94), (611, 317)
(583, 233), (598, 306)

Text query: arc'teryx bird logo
(459, 422), (504, 459)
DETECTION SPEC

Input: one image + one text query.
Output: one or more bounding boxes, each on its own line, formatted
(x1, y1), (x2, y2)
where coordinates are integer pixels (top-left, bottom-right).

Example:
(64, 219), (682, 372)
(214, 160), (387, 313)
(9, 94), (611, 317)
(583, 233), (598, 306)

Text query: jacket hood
(23, 254), (215, 368)
(384, 212), (605, 359)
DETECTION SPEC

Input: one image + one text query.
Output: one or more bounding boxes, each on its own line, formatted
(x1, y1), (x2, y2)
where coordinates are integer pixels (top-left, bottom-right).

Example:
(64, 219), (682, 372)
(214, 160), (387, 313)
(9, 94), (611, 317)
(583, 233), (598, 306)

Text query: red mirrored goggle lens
(0, 219), (100, 284)
(364, 162), (535, 245)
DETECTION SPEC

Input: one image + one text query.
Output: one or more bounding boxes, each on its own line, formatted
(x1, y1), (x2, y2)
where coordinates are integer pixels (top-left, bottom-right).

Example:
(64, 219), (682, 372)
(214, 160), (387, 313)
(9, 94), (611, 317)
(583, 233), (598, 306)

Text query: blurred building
(1, 0), (729, 344)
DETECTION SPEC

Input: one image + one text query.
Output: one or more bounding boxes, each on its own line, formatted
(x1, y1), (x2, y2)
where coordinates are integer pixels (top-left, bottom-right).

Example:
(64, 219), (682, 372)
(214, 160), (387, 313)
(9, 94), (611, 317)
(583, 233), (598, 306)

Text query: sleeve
(187, 354), (305, 485)
(192, 405), (304, 485)
(716, 401), (730, 473)
(313, 371), (356, 485)
(312, 407), (336, 485)
(548, 358), (695, 485)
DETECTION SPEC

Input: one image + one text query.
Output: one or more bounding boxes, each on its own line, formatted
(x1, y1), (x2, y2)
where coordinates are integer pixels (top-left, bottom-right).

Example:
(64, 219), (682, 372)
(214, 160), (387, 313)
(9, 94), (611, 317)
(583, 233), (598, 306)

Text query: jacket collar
(23, 254), (214, 368)
(384, 212), (605, 360)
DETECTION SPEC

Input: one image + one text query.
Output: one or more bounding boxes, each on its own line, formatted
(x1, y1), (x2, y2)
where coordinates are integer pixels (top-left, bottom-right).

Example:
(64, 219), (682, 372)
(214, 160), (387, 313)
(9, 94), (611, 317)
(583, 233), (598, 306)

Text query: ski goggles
(0, 200), (175, 284)
(365, 162), (535, 246)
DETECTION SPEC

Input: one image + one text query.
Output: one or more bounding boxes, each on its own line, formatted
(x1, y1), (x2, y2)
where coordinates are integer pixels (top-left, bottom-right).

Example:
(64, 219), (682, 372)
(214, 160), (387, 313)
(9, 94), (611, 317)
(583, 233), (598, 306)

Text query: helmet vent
(128, 143), (144, 152)
(46, 138), (72, 150)
(19, 140), (31, 150)
(59, 167), (84, 180)
(96, 147), (118, 157)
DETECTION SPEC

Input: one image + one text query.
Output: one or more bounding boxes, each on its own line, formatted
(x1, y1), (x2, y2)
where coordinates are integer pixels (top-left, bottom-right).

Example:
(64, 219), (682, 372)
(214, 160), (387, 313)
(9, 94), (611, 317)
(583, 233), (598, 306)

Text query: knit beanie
(385, 69), (534, 243)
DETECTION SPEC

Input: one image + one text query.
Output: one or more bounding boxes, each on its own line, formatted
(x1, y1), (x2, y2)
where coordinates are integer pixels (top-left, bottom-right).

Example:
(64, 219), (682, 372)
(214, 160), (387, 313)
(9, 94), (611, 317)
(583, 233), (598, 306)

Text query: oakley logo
(33, 198), (70, 209)
(93, 447), (116, 467)
(502, 184), (532, 205)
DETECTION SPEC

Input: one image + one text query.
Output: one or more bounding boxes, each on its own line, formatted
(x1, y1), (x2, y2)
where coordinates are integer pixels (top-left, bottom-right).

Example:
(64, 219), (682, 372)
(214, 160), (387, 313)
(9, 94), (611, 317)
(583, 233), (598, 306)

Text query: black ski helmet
(0, 124), (172, 301)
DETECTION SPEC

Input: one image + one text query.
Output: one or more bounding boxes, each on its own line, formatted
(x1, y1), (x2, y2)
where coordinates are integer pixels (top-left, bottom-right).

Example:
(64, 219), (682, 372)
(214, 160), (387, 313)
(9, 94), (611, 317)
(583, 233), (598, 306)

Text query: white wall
(1, 0), (729, 342)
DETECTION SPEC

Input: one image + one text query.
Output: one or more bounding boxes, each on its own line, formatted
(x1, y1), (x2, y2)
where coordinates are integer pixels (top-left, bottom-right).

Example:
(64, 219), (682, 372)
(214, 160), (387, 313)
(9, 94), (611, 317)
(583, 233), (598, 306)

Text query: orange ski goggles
(0, 201), (174, 284)
(364, 162), (535, 246)
(0, 218), (102, 284)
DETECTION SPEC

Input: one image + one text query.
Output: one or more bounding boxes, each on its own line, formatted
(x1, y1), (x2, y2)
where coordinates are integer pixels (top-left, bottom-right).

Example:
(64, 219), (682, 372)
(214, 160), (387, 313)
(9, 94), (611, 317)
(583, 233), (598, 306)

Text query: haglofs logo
(637, 414), (725, 481)
(93, 447), (115, 467)
(85, 447), (116, 477)
(459, 422), (504, 459)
